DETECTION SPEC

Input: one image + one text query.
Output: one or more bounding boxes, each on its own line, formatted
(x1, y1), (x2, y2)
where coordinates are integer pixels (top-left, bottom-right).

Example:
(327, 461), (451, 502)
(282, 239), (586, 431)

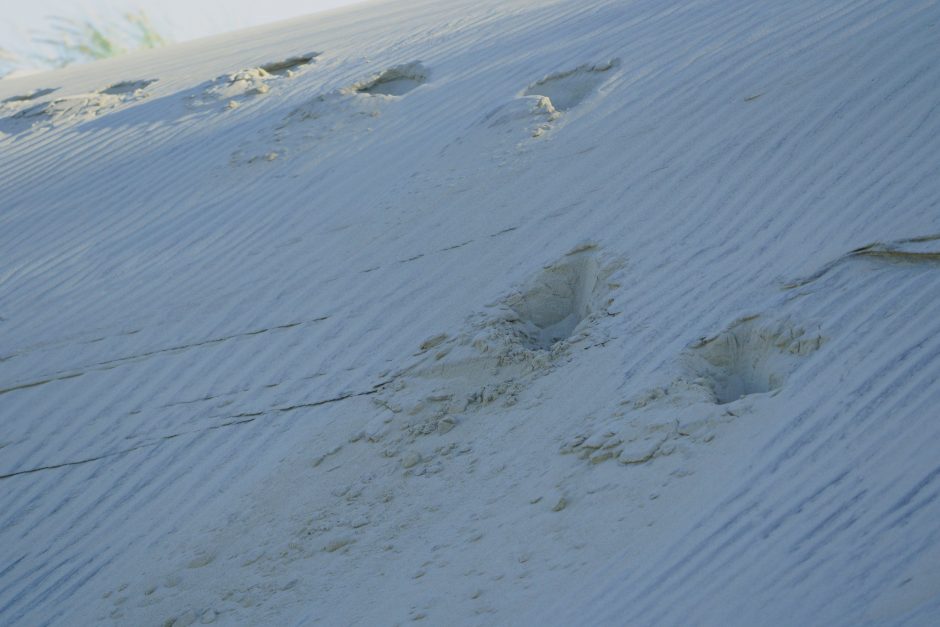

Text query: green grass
(1, 10), (170, 78)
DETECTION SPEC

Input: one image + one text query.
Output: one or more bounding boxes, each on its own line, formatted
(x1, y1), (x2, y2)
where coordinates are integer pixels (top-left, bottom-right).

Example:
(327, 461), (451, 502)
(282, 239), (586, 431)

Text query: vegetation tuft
(1, 10), (169, 78)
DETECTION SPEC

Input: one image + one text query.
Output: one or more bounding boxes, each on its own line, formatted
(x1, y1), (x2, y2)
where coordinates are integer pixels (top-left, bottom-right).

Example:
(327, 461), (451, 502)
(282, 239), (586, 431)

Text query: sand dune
(1, 0), (939, 624)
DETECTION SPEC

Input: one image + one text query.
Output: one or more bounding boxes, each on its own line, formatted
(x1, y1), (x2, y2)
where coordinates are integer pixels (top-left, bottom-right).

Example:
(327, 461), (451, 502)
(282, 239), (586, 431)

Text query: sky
(1, 0), (363, 61)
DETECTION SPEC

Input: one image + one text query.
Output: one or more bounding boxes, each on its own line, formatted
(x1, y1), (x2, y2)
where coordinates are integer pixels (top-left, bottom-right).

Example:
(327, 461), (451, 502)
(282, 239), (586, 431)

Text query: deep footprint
(684, 315), (824, 404)
(505, 245), (620, 350)
(362, 245), (623, 452)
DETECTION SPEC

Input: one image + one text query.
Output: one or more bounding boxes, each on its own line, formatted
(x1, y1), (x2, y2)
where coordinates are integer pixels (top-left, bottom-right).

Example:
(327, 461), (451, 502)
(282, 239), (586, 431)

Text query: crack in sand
(0, 317), (330, 396)
(0, 386), (382, 481)
(785, 234), (940, 288)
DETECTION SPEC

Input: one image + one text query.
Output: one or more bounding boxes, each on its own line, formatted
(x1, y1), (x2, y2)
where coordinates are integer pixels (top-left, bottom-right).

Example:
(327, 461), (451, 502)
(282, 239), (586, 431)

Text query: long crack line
(0, 386), (381, 480)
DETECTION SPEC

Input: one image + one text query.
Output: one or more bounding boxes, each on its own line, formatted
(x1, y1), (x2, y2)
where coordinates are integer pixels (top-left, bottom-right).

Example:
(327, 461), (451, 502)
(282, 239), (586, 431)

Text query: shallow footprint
(195, 53), (319, 110)
(260, 54), (319, 77)
(524, 60), (619, 112)
(230, 61), (430, 165)
(353, 62), (429, 96)
(1, 81), (154, 134)
(101, 79), (157, 96)
(2, 88), (58, 105)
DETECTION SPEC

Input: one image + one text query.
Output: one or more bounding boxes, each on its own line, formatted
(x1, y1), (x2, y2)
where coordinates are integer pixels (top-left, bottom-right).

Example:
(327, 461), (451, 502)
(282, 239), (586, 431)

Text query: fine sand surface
(1, 0), (939, 625)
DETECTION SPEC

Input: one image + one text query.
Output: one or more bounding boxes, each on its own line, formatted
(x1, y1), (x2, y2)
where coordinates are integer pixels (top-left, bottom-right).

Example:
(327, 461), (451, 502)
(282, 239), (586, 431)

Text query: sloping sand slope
(1, 0), (939, 624)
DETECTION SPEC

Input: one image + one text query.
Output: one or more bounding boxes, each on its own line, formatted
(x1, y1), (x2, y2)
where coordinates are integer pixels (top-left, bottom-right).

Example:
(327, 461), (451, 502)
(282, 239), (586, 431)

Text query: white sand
(1, 0), (939, 624)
